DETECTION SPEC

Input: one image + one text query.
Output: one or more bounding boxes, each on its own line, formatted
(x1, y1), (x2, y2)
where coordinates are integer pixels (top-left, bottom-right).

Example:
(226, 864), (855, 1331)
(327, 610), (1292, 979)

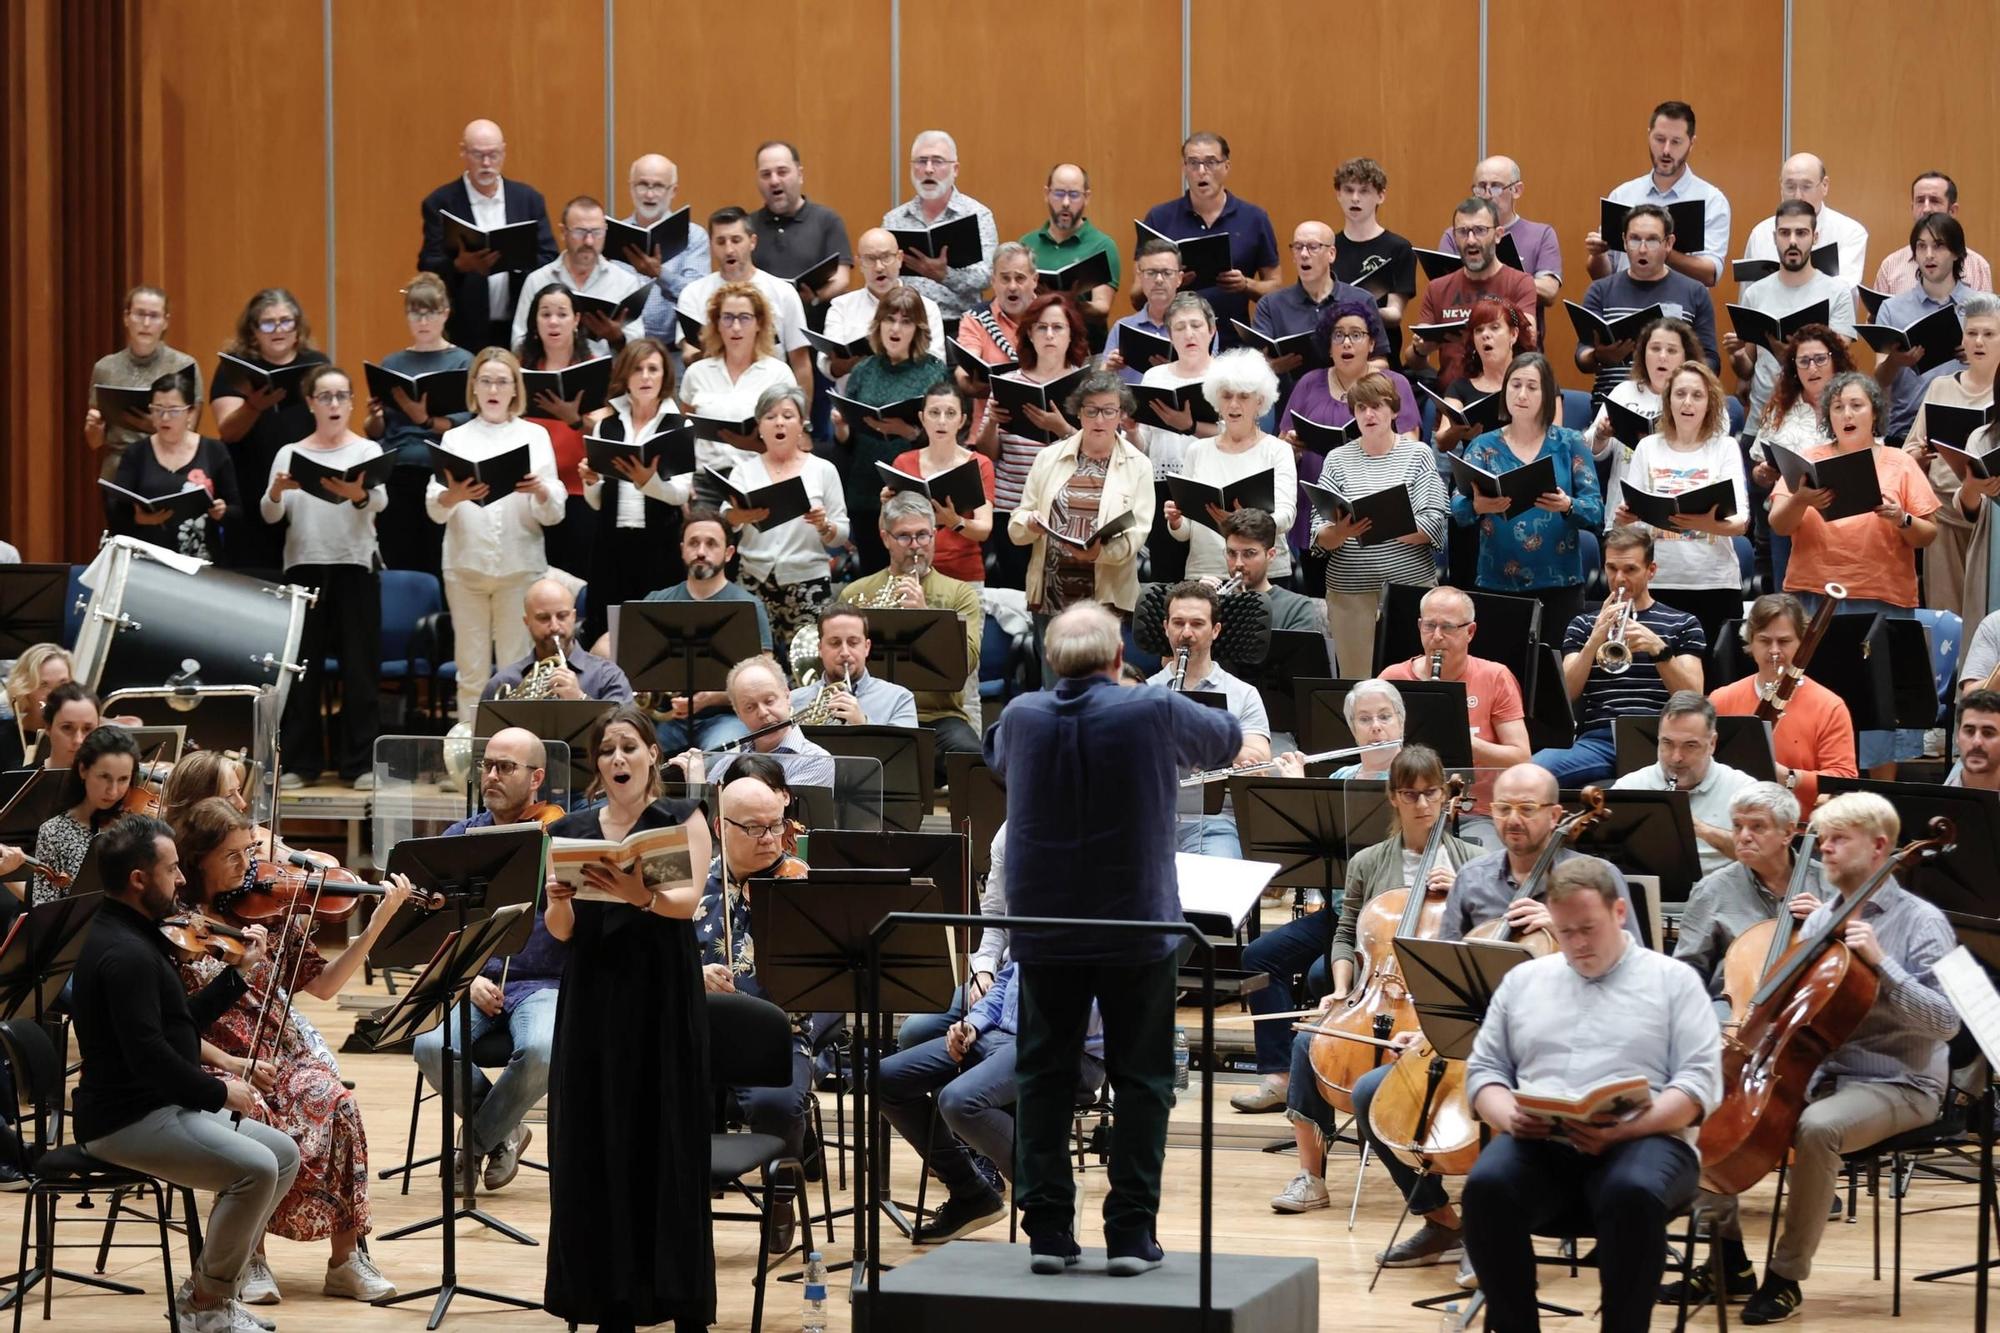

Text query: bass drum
(72, 538), (314, 715)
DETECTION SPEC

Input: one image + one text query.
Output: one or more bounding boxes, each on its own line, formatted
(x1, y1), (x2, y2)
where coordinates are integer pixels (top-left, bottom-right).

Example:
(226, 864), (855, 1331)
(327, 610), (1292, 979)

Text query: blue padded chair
(379, 570), (442, 684)
(1916, 608), (1963, 725)
(1560, 389), (1594, 433)
(977, 612), (1031, 706)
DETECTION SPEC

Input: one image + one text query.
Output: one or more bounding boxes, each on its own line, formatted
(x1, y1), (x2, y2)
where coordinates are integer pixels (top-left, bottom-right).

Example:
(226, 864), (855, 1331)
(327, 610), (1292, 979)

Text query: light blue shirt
(1881, 280), (1973, 439)
(790, 669), (917, 728)
(614, 215), (712, 348)
(1605, 166), (1733, 284)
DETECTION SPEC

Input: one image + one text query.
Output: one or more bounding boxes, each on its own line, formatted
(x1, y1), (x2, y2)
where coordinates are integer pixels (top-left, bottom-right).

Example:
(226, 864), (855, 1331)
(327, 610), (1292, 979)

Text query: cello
(1716, 826), (1817, 1033)
(1368, 787), (1611, 1176)
(1308, 775), (1467, 1113)
(1697, 817), (1954, 1196)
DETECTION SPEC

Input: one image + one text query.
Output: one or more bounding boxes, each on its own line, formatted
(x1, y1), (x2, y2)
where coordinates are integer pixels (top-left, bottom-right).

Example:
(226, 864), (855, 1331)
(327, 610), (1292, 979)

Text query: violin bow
(232, 864), (333, 1128)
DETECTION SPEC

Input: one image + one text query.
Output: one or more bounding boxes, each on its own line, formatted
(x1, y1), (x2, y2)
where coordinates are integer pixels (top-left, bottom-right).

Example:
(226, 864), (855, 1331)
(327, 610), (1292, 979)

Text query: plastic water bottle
(1172, 1026), (1190, 1102)
(802, 1251), (827, 1333)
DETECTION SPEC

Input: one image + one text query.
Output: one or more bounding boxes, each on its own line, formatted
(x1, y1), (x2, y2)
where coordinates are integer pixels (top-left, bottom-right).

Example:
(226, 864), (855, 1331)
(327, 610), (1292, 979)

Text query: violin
(1717, 825), (1818, 1033)
(120, 745), (173, 817)
(1698, 817), (1954, 1196)
(159, 911), (253, 967)
(1367, 787), (1612, 1178)
(221, 859), (443, 925)
(1308, 775), (1467, 1114)
(16, 852), (71, 890)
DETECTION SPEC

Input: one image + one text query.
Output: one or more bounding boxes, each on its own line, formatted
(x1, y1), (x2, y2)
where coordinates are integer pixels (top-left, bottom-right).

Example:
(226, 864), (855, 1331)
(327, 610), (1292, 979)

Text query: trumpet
(1180, 740), (1403, 786)
(1595, 588), (1633, 675)
(1214, 571), (1247, 597)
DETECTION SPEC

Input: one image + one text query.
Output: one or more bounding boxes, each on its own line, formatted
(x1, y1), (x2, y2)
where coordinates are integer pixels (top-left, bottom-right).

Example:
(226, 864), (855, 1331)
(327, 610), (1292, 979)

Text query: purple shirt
(1278, 369), (1421, 551)
(1140, 192), (1280, 347)
(1439, 216), (1564, 279)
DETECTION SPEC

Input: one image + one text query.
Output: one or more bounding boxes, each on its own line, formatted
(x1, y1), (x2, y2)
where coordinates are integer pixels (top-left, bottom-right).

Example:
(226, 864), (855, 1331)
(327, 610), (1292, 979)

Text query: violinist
(1946, 688), (2000, 791)
(1612, 691), (1755, 875)
(411, 726), (564, 1195)
(1674, 782), (1823, 1011)
(1437, 762), (1643, 943)
(1462, 857), (1722, 1333)
(30, 724), (140, 904)
(172, 796), (410, 1304)
(69, 815), (299, 1333)
(1269, 747), (1481, 1225)
(1667, 793), (1959, 1323)
(36, 681), (105, 771)
(159, 749), (306, 873)
(1708, 593), (1858, 807)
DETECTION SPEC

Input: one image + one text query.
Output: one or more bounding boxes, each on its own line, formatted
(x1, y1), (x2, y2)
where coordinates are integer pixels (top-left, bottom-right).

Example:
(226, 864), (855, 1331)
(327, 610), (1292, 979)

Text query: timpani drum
(72, 537), (315, 713)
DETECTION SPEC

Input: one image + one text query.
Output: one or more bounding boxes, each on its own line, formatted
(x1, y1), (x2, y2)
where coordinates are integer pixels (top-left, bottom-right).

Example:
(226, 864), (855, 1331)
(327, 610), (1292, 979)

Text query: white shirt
(819, 286), (946, 390)
(580, 394), (689, 526)
(1614, 431), (1749, 592)
(509, 253), (651, 357)
(462, 173), (513, 316)
(1742, 203), (1870, 291)
(1137, 362), (1207, 481)
(425, 416), (565, 577)
(724, 453), (849, 585)
(1170, 433), (1298, 580)
(676, 268), (810, 355)
(678, 355), (799, 473)
(1604, 166), (1733, 283)
(260, 438), (386, 570)
(1613, 757), (1756, 877)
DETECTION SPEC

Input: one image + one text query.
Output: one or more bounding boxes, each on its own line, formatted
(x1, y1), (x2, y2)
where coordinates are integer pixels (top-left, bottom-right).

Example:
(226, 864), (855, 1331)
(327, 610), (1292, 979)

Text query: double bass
(1367, 788), (1611, 1176)
(1716, 825), (1817, 1033)
(1308, 775), (1467, 1113)
(1697, 817), (1954, 1196)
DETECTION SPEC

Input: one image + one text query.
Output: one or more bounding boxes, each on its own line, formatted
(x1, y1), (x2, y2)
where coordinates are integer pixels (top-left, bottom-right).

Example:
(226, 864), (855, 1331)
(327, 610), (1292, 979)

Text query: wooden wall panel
(1190, 0), (1478, 296)
(613, 0), (890, 288)
(3, 0), (63, 560)
(332, 0), (604, 367)
(135, 0), (326, 402)
(1489, 0), (1783, 387)
(899, 0), (1182, 271)
(1792, 0), (2000, 285)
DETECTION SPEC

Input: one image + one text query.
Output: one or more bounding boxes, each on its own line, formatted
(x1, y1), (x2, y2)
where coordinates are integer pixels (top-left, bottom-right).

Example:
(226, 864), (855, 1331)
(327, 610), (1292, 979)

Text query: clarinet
(1170, 646), (1190, 691)
(1427, 649), (1445, 680)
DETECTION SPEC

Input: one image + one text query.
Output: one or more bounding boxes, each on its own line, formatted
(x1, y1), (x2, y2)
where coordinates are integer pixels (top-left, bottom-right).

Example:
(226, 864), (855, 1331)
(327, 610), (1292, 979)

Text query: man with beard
(610, 153), (711, 352)
(636, 509), (774, 752)
(1405, 197), (1538, 387)
(819, 228), (946, 391)
(1727, 199), (1858, 425)
(1586, 99), (1731, 288)
(883, 130), (998, 323)
(1612, 691), (1755, 875)
(510, 194), (650, 354)
(747, 140), (852, 305)
(1020, 163), (1121, 330)
(411, 727), (565, 1193)
(1947, 689), (2000, 790)
(1576, 203), (1719, 401)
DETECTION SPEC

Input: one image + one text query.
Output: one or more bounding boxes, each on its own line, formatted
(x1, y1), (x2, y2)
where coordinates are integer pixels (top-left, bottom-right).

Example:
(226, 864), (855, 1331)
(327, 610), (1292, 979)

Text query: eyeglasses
(1452, 225), (1495, 241)
(1392, 786), (1445, 804)
(1626, 235), (1667, 250)
(1079, 404), (1122, 419)
(474, 375), (515, 389)
(888, 530), (937, 547)
(1048, 189), (1085, 203)
(911, 155), (955, 169)
(464, 147), (504, 162)
(1137, 267), (1182, 281)
(631, 178), (672, 195)
(1417, 618), (1472, 634)
(717, 311), (758, 327)
(1330, 329), (1372, 344)
(566, 226), (607, 240)
(723, 816), (786, 840)
(858, 251), (900, 266)
(255, 317), (298, 334)
(1183, 157), (1227, 172)
(1795, 353), (1833, 369)
(1470, 181), (1517, 197)
(149, 403), (191, 418)
(1490, 801), (1558, 818)
(480, 758), (525, 776)
(1288, 242), (1330, 255)
(310, 390), (354, 404)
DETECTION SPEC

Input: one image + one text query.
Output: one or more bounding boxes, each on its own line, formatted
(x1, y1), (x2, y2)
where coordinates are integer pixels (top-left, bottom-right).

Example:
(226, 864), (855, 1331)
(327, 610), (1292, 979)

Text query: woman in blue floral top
(1449, 351), (1602, 629)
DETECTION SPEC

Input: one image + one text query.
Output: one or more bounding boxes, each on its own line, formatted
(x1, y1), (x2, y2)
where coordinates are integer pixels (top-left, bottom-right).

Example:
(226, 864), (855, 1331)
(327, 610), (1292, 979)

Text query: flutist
(1145, 581), (1271, 857)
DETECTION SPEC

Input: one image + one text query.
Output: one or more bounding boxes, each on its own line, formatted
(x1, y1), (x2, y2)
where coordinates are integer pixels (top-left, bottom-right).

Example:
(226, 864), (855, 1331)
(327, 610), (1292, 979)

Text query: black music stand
(1246, 629), (1331, 738)
(363, 905), (540, 1328)
(1614, 714), (1778, 782)
(803, 725), (935, 832)
(1526, 642), (1575, 751)
(0, 566), (70, 657)
(942, 754), (1005, 879)
(371, 826), (545, 1249)
(615, 599), (761, 709)
(1232, 777), (1394, 920)
(1820, 779), (2000, 923)
(1913, 913), (2000, 1328)
(751, 870), (953, 1265)
(859, 608), (968, 693)
(475, 697), (616, 799)
(1562, 787), (1702, 927)
(0, 769), (67, 848)
(1295, 676), (1474, 768)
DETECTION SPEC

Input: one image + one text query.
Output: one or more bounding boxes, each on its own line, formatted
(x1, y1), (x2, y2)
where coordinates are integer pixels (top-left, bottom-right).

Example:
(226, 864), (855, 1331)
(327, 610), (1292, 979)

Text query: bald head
(856, 227), (903, 294)
(1422, 585), (1475, 622)
(627, 154), (679, 221)
(1779, 153), (1830, 209)
(719, 774), (788, 875)
(1472, 156), (1524, 221)
(1498, 762), (1559, 804)
(479, 726), (546, 822)
(460, 120), (506, 192)
(486, 726), (546, 769)
(522, 579), (578, 654)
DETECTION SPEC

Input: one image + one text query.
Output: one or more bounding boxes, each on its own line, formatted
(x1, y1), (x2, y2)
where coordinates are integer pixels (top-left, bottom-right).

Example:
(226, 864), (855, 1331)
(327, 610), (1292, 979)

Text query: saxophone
(499, 636), (567, 700)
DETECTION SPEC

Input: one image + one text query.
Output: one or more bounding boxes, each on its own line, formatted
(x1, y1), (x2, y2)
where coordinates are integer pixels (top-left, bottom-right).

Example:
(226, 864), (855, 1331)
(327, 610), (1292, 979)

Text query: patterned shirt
(1040, 451), (1107, 612)
(1561, 599), (1707, 730)
(1450, 426), (1604, 591)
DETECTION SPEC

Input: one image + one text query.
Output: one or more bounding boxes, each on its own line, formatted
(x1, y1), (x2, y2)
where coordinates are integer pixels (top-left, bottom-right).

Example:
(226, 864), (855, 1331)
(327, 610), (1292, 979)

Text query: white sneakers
(238, 1255), (280, 1305)
(1270, 1172), (1331, 1213)
(176, 1298), (269, 1333)
(323, 1250), (397, 1302)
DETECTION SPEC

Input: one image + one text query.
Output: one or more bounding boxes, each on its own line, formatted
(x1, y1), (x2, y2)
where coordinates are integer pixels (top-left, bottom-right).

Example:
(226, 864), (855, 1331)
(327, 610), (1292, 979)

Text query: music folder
(1599, 197), (1706, 253)
(568, 284), (652, 325)
(1229, 321), (1320, 366)
(1855, 302), (1966, 375)
(989, 368), (1087, 445)
(583, 424), (697, 479)
(1134, 220), (1231, 289)
(1617, 479), (1737, 528)
(1766, 443), (1882, 522)
(1725, 299), (1833, 355)
(829, 391), (925, 430)
(1113, 324), (1174, 374)
(96, 480), (213, 526)
(362, 362), (467, 414)
(440, 211), (542, 270)
(283, 450), (396, 502)
(216, 354), (317, 398)
(1450, 452), (1558, 520)
(805, 328), (872, 362)
(1731, 242), (1839, 284)
(1167, 470), (1276, 533)
(1036, 248), (1112, 293)
(1301, 479), (1419, 545)
(1601, 397), (1656, 447)
(519, 355), (613, 416)
(873, 459), (988, 514)
(1287, 412), (1360, 451)
(1564, 301), (1665, 349)
(1419, 383), (1506, 434)
(889, 212), (982, 266)
(944, 336), (1016, 381)
(1133, 381), (1220, 427)
(702, 466), (810, 529)
(606, 206), (691, 262)
(427, 442), (533, 505)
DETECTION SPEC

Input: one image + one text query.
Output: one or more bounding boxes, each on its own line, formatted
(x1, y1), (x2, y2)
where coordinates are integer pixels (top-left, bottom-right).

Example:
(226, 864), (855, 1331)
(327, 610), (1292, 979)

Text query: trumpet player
(788, 603), (917, 727)
(837, 494), (984, 782)
(1144, 581), (1271, 856)
(482, 578), (632, 704)
(1532, 526), (1705, 785)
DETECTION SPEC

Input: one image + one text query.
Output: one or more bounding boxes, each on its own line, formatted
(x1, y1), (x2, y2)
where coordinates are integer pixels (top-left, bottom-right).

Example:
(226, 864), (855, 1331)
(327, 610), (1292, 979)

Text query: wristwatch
(1784, 770), (1800, 790)
(1901, 512), (1914, 529)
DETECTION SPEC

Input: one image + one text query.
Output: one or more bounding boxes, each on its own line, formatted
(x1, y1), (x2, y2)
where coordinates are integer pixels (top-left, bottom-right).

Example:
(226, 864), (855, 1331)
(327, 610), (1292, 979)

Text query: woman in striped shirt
(982, 291), (1087, 515)
(1311, 372), (1448, 675)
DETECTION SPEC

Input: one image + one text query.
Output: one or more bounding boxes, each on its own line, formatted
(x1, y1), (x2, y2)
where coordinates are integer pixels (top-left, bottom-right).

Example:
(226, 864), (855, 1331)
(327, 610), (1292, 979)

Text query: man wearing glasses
(612, 153), (711, 353)
(86, 286), (202, 478)
(1140, 131), (1280, 349)
(1404, 198), (1538, 387)
(675, 207), (815, 401)
(1587, 99), (1731, 289)
(1104, 237), (1192, 384)
(1378, 585), (1531, 846)
(819, 228), (946, 392)
(1576, 203), (1720, 403)
(1438, 156), (1564, 339)
(836, 494), (982, 783)
(411, 727), (564, 1196)
(883, 129), (998, 322)
(419, 118), (558, 351)
(1020, 163), (1121, 331)
(509, 195), (650, 357)
(1249, 220), (1389, 400)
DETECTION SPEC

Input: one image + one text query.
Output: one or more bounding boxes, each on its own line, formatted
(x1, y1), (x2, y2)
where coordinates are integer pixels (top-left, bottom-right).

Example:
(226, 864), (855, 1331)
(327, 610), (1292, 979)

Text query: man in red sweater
(1403, 197), (1538, 387)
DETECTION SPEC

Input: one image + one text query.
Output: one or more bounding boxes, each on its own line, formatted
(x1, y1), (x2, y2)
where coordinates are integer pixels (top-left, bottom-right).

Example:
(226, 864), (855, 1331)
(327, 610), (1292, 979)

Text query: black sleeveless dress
(544, 798), (714, 1330)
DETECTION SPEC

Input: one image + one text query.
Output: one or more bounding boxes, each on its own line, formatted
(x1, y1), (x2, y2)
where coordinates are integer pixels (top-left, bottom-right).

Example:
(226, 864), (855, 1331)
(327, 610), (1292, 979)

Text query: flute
(1179, 740), (1403, 786)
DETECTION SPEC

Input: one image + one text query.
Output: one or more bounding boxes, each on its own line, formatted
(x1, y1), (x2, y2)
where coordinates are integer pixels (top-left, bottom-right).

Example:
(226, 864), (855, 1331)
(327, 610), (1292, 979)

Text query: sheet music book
(944, 336), (1016, 381)
(1132, 381), (1220, 427)
(873, 459), (988, 514)
(1419, 382), (1507, 434)
(1767, 442), (1883, 522)
(362, 362), (467, 415)
(427, 443), (533, 505)
(96, 480), (211, 525)
(1600, 198), (1706, 253)
(1731, 243), (1839, 284)
(606, 206), (691, 262)
(1726, 300), (1833, 355)
(583, 425), (696, 478)
(889, 212), (983, 266)
(1450, 453), (1558, 520)
(1114, 324), (1175, 374)
(1166, 470), (1276, 533)
(440, 210), (541, 270)
(1134, 220), (1231, 289)
(215, 354), (317, 398)
(702, 466), (811, 529)
(1618, 478), (1738, 528)
(1287, 412), (1360, 451)
(519, 356), (613, 416)
(1564, 301), (1666, 349)
(1300, 478), (1420, 544)
(1934, 946), (2000, 1069)
(283, 450), (395, 502)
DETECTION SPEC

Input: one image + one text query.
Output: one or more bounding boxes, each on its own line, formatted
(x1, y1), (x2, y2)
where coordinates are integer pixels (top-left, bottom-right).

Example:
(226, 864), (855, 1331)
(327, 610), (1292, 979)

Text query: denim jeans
(1175, 812), (1242, 858)
(655, 710), (751, 756)
(1530, 723), (1617, 787)
(1241, 913), (1335, 1073)
(412, 987), (557, 1158)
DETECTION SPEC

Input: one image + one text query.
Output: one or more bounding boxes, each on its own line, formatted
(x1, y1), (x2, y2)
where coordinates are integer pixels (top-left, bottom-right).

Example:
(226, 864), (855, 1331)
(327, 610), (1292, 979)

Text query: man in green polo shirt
(1020, 163), (1121, 338)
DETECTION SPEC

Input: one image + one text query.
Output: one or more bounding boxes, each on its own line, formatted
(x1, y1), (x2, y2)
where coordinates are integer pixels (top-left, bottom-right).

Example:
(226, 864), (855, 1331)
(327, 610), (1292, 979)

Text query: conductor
(985, 602), (1240, 1276)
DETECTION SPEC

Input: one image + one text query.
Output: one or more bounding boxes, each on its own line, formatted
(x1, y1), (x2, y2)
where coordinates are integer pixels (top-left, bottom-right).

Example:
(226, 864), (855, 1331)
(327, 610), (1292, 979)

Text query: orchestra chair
(1532, 1196), (1727, 1332)
(380, 1024), (547, 1193)
(0, 1019), (182, 1332)
(410, 610), (457, 723)
(977, 613), (1034, 712)
(706, 992), (816, 1333)
(378, 570), (444, 721)
(1560, 389), (1594, 433)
